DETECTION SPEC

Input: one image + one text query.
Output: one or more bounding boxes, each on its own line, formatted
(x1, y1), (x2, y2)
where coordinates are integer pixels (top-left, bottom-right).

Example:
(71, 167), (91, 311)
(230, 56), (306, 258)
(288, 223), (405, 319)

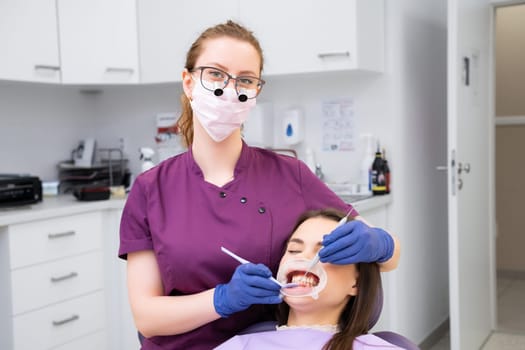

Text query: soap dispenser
(282, 108), (304, 145)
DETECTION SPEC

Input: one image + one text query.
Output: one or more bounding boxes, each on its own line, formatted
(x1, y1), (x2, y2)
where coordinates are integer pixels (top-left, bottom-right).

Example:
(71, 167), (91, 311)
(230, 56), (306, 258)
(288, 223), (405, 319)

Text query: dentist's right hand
(214, 263), (282, 318)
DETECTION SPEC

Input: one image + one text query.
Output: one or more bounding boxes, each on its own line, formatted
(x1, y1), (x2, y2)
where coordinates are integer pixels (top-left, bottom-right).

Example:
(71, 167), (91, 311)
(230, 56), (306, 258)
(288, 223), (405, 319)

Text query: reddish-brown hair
(178, 20), (264, 147)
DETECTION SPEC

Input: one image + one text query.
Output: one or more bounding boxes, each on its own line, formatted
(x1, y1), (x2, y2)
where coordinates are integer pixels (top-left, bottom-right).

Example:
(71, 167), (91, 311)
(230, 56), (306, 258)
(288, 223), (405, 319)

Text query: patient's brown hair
(276, 208), (381, 350)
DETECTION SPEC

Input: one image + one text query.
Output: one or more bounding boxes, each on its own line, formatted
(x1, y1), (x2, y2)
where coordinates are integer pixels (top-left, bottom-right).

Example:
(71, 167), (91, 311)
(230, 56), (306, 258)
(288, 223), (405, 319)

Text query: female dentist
(119, 20), (400, 350)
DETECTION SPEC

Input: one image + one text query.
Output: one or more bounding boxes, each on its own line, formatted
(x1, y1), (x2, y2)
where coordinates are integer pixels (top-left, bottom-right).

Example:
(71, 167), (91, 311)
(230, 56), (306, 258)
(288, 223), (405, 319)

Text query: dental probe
(301, 207), (356, 279)
(220, 246), (299, 289)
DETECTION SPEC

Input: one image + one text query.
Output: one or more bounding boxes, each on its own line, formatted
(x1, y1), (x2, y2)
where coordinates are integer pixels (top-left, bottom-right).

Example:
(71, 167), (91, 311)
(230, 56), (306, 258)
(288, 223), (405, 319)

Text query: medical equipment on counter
(301, 207), (356, 279)
(276, 258), (327, 300)
(220, 247), (298, 289)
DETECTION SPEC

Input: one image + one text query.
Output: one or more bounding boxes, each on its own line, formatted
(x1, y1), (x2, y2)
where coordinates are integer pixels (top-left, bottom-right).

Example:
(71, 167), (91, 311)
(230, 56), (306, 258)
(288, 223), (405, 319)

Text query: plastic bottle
(304, 147), (317, 174)
(140, 147), (155, 173)
(359, 134), (375, 194)
(371, 142), (387, 195)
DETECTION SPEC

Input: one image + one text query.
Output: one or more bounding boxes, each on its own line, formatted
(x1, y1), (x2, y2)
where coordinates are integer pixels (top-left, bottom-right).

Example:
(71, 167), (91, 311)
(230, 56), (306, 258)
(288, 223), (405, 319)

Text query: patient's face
(279, 216), (358, 314)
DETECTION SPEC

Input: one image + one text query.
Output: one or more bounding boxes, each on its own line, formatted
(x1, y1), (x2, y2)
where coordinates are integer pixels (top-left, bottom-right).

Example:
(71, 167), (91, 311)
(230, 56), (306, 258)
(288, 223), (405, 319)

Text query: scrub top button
(240, 197), (247, 204)
(258, 207), (266, 214)
(219, 191), (226, 198)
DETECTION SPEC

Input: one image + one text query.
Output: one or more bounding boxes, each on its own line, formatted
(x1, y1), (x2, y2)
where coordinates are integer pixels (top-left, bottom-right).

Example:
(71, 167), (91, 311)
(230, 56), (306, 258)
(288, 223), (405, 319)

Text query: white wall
(385, 1), (449, 342)
(0, 0), (449, 344)
(0, 81), (95, 180)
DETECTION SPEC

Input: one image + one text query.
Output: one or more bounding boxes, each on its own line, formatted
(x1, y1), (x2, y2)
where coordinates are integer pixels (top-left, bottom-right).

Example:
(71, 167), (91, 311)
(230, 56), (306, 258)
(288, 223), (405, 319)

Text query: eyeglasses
(191, 66), (265, 101)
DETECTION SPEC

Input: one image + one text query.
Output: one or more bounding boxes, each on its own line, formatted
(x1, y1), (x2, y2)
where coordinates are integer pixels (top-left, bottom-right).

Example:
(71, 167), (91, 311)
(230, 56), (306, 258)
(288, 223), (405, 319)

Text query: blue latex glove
(214, 263), (282, 318)
(318, 220), (394, 265)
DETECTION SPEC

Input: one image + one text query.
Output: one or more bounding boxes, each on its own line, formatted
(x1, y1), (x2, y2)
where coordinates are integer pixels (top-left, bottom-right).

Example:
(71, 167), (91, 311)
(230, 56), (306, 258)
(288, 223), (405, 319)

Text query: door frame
(489, 0), (525, 332)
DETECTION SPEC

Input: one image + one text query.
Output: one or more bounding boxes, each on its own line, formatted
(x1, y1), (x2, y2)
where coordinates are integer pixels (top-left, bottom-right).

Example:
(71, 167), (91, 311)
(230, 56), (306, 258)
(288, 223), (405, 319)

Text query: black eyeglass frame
(191, 66), (266, 99)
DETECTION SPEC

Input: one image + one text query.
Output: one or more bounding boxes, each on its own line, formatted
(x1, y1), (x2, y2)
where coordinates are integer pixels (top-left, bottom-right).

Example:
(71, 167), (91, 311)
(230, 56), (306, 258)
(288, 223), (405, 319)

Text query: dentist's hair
(276, 209), (382, 350)
(178, 20), (264, 147)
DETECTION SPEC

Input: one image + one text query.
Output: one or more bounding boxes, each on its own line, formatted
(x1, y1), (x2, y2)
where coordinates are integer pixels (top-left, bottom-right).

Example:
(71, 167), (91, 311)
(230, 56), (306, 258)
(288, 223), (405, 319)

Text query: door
(447, 0), (494, 349)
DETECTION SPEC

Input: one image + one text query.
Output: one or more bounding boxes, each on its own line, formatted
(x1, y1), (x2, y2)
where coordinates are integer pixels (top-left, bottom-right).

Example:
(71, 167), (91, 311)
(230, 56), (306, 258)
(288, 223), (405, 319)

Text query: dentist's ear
(182, 69), (194, 100)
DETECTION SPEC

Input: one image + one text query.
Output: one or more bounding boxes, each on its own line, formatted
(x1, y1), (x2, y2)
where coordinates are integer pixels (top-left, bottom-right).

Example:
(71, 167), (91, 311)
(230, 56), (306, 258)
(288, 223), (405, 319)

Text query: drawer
(11, 251), (104, 315)
(52, 330), (107, 350)
(13, 291), (105, 350)
(9, 212), (102, 269)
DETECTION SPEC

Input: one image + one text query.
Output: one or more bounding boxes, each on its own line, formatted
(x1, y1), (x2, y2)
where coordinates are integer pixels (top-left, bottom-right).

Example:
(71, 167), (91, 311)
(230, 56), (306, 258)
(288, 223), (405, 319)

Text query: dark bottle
(383, 148), (391, 194)
(371, 145), (387, 195)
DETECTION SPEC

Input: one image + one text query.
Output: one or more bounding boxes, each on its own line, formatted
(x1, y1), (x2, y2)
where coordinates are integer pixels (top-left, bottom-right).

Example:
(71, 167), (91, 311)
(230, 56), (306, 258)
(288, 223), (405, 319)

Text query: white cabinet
(137, 0), (239, 83)
(239, 0), (384, 75)
(102, 208), (140, 350)
(0, 212), (108, 350)
(137, 0), (384, 83)
(57, 0), (140, 84)
(0, 0), (139, 85)
(0, 0), (61, 83)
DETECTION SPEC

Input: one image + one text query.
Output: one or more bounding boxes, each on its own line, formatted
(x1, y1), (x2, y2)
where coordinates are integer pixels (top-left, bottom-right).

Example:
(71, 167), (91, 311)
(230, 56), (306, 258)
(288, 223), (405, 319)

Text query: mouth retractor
(276, 258), (327, 299)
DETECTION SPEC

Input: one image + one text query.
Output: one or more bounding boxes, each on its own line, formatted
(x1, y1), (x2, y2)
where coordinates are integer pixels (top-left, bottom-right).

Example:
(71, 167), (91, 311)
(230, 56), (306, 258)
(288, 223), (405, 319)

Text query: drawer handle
(106, 67), (134, 74)
(50, 272), (78, 283)
(48, 230), (76, 239)
(52, 314), (79, 326)
(34, 64), (61, 71)
(317, 51), (350, 59)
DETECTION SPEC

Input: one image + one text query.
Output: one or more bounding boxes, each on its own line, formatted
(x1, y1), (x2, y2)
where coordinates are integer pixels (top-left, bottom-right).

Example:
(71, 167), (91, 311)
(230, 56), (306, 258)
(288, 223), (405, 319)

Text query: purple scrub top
(119, 142), (356, 349)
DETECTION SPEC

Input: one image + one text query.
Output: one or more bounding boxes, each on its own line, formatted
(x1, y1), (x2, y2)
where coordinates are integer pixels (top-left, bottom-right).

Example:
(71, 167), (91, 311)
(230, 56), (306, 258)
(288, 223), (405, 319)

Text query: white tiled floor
(428, 276), (525, 350)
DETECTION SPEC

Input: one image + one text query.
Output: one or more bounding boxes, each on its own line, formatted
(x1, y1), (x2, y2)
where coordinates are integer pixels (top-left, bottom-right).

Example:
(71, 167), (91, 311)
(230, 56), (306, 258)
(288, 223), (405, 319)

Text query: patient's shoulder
(354, 334), (404, 349)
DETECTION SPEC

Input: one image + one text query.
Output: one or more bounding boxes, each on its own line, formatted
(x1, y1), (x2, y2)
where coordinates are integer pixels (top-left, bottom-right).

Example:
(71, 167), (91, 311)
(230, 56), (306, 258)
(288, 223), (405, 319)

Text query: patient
(215, 209), (402, 349)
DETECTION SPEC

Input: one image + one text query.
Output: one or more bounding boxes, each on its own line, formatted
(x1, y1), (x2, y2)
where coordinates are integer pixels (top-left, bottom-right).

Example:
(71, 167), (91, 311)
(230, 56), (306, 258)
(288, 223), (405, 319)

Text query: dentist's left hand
(319, 220), (394, 265)
(214, 263), (282, 318)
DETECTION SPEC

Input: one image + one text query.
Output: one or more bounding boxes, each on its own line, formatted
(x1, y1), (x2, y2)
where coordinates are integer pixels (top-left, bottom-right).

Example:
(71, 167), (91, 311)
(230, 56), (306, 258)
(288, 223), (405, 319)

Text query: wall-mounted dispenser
(282, 108), (304, 145)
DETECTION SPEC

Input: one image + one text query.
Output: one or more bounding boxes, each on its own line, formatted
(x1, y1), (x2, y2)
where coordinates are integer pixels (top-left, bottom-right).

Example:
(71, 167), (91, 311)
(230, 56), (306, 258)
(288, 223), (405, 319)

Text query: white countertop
(346, 194), (392, 213)
(0, 194), (391, 226)
(0, 195), (127, 226)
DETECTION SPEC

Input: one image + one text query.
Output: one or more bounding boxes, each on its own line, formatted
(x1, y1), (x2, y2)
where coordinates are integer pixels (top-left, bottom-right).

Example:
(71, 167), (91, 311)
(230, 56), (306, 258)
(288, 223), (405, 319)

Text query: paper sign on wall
(321, 98), (355, 152)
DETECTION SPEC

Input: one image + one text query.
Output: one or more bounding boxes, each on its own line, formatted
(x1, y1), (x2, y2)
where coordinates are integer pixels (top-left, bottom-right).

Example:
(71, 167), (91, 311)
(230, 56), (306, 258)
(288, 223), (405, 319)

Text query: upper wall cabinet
(1, 0), (383, 85)
(57, 0), (140, 84)
(239, 0), (384, 75)
(137, 0), (239, 84)
(137, 0), (384, 83)
(0, 0), (61, 83)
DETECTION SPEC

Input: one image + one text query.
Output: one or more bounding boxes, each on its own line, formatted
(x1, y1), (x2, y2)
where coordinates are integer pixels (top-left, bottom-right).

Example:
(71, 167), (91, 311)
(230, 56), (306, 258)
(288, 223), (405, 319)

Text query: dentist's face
(279, 216), (359, 313)
(182, 36), (261, 100)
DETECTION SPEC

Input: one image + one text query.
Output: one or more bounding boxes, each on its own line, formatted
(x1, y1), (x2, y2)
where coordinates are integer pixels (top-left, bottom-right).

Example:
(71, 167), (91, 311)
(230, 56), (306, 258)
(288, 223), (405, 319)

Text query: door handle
(436, 166), (448, 171)
(457, 162), (471, 174)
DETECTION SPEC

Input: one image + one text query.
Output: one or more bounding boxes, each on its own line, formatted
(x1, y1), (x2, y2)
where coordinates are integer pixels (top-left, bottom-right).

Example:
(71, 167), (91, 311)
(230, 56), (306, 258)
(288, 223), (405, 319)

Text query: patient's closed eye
(286, 240), (304, 254)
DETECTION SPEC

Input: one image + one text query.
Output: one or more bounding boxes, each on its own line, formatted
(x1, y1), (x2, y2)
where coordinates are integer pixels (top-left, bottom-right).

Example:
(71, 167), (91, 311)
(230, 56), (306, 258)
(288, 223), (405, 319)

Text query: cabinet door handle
(105, 67), (134, 74)
(47, 230), (76, 239)
(50, 272), (78, 283)
(52, 314), (79, 326)
(34, 65), (61, 71)
(317, 52), (350, 59)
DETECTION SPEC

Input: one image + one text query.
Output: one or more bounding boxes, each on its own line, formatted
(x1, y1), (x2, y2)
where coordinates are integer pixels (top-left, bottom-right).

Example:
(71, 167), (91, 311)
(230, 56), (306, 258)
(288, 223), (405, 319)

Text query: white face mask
(190, 81), (256, 142)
